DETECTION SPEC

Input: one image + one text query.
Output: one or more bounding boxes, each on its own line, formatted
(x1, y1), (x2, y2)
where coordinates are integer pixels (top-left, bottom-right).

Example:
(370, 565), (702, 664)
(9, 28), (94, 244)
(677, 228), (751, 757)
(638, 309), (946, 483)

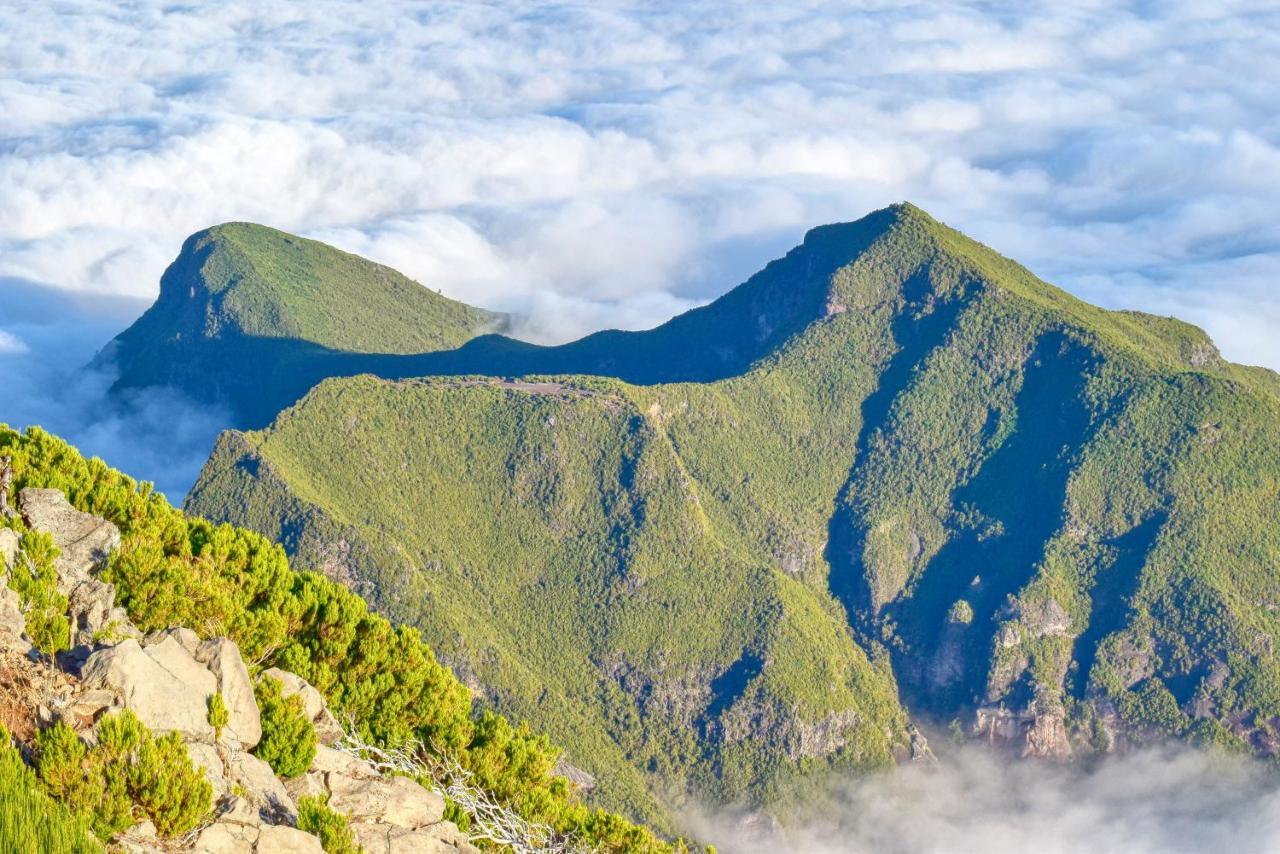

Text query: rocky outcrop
(17, 488), (134, 646)
(974, 703), (1073, 760)
(0, 528), (18, 571)
(18, 488), (120, 580)
(197, 637), (262, 749)
(4, 488), (483, 853)
(305, 744), (476, 854)
(78, 635), (218, 741)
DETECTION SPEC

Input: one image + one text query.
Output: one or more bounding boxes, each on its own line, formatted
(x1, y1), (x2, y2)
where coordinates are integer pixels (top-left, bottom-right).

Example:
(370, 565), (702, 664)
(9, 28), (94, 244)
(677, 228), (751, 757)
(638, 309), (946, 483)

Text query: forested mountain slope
(186, 204), (1280, 825)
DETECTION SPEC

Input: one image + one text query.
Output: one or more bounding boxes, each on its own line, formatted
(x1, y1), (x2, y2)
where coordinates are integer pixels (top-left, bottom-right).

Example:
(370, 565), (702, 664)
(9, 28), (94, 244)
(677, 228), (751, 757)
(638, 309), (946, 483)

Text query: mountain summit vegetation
(99, 221), (505, 426)
(113, 204), (1280, 831)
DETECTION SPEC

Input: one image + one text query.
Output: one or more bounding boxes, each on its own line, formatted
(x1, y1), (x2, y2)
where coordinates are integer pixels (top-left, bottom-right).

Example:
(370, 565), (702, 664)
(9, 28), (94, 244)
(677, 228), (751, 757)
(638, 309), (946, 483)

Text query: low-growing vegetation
(0, 723), (103, 854)
(296, 794), (362, 854)
(35, 709), (211, 838)
(254, 676), (317, 778)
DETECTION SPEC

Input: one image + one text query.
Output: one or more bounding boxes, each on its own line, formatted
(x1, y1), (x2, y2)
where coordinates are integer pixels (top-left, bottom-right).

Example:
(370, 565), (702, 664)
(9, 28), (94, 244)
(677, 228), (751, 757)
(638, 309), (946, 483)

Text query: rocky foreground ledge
(0, 488), (476, 854)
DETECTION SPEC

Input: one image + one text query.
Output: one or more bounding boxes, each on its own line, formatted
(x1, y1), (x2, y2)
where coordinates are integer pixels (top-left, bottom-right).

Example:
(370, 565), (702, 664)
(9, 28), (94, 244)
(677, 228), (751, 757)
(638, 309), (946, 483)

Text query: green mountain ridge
(176, 204), (1280, 830)
(99, 222), (506, 426)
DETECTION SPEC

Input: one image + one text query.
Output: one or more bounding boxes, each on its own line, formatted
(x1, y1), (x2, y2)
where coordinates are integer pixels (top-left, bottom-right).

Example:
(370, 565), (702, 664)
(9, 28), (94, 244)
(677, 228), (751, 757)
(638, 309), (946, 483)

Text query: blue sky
(1, 0), (1278, 494)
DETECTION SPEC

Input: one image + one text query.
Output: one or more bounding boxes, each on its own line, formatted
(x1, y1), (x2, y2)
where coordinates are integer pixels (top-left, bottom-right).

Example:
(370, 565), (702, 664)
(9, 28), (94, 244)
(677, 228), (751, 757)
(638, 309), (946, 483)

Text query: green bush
(297, 794), (362, 854)
(129, 731), (212, 836)
(9, 530), (71, 656)
(208, 691), (229, 740)
(254, 676), (317, 778)
(35, 710), (211, 839)
(0, 723), (103, 853)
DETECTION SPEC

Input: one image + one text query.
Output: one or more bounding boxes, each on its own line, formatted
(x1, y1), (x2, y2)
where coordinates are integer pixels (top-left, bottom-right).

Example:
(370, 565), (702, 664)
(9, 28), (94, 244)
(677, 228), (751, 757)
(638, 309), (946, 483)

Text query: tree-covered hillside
(184, 203), (1280, 827)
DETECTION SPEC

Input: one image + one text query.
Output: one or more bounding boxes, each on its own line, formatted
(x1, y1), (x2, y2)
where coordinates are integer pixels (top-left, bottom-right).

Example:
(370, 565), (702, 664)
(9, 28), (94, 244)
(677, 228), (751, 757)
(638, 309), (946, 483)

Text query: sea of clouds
(1, 1), (1278, 487)
(691, 744), (1280, 854)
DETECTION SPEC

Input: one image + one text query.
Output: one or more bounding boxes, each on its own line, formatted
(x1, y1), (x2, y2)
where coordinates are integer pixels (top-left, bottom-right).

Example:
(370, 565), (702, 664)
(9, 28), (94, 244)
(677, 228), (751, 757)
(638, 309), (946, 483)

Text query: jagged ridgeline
(0, 425), (694, 852)
(178, 204), (1280, 826)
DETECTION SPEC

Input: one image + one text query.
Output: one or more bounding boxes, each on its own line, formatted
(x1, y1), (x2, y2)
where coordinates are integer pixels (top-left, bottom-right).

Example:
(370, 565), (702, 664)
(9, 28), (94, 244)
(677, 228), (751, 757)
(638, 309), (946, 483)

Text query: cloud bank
(693, 745), (1280, 854)
(1, 0), (1278, 492)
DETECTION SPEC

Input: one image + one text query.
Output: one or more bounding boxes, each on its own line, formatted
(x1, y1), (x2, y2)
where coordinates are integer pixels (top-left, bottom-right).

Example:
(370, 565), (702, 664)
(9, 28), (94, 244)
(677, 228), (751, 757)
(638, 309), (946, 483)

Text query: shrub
(208, 692), (229, 740)
(0, 723), (103, 853)
(129, 731), (212, 836)
(297, 794), (362, 854)
(9, 530), (71, 656)
(35, 710), (211, 840)
(254, 676), (317, 778)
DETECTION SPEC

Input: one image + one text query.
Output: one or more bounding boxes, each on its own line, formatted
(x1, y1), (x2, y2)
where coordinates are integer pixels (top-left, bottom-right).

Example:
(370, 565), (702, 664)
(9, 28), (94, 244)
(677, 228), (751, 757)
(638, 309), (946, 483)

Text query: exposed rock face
(2, 489), (478, 854)
(0, 528), (18, 570)
(974, 704), (1073, 760)
(18, 488), (120, 582)
(18, 487), (134, 646)
(193, 819), (324, 854)
(228, 749), (297, 823)
(304, 744), (476, 853)
(0, 586), (27, 653)
(328, 774), (445, 827)
(78, 636), (217, 741)
(197, 637), (262, 749)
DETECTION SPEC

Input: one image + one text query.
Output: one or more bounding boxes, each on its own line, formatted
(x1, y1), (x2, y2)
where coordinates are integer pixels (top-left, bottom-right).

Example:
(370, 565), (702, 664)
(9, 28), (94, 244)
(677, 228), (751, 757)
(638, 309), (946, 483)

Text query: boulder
(146, 626), (201, 655)
(67, 576), (136, 647)
(311, 744), (377, 779)
(261, 667), (344, 744)
(256, 825), (325, 853)
(78, 637), (215, 740)
(0, 528), (18, 571)
(227, 749), (297, 823)
(193, 821), (259, 854)
(352, 820), (478, 854)
(285, 770), (329, 803)
(17, 488), (120, 586)
(196, 638), (262, 749)
(217, 794), (265, 827)
(188, 741), (230, 797)
(327, 774), (444, 829)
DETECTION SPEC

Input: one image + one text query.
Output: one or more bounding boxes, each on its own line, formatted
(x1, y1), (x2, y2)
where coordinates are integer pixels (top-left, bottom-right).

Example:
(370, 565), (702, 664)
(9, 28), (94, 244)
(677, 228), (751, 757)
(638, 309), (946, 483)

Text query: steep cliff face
(183, 204), (1280, 823)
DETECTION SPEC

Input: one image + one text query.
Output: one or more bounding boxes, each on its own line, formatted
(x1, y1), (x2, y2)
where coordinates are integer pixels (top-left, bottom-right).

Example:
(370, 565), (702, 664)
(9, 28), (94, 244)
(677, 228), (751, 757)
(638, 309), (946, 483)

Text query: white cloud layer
(693, 745), (1280, 854)
(0, 0), (1278, 489)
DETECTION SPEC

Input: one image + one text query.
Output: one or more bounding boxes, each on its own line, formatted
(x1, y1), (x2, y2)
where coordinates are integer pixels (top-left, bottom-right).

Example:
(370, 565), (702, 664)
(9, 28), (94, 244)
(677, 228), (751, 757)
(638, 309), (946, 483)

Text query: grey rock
(311, 744), (377, 779)
(0, 528), (18, 571)
(17, 488), (120, 586)
(197, 638), (262, 749)
(327, 774), (444, 828)
(261, 666), (343, 744)
(0, 585), (28, 652)
(188, 741), (230, 797)
(193, 821), (259, 854)
(352, 820), (478, 854)
(79, 637), (215, 740)
(255, 825), (325, 853)
(227, 749), (297, 823)
(145, 626), (201, 656)
(285, 770), (329, 803)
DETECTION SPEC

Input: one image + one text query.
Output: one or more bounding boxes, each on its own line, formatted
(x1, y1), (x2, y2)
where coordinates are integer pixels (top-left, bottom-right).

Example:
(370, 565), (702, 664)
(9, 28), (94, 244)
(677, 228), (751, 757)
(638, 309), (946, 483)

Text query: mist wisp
(688, 744), (1280, 854)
